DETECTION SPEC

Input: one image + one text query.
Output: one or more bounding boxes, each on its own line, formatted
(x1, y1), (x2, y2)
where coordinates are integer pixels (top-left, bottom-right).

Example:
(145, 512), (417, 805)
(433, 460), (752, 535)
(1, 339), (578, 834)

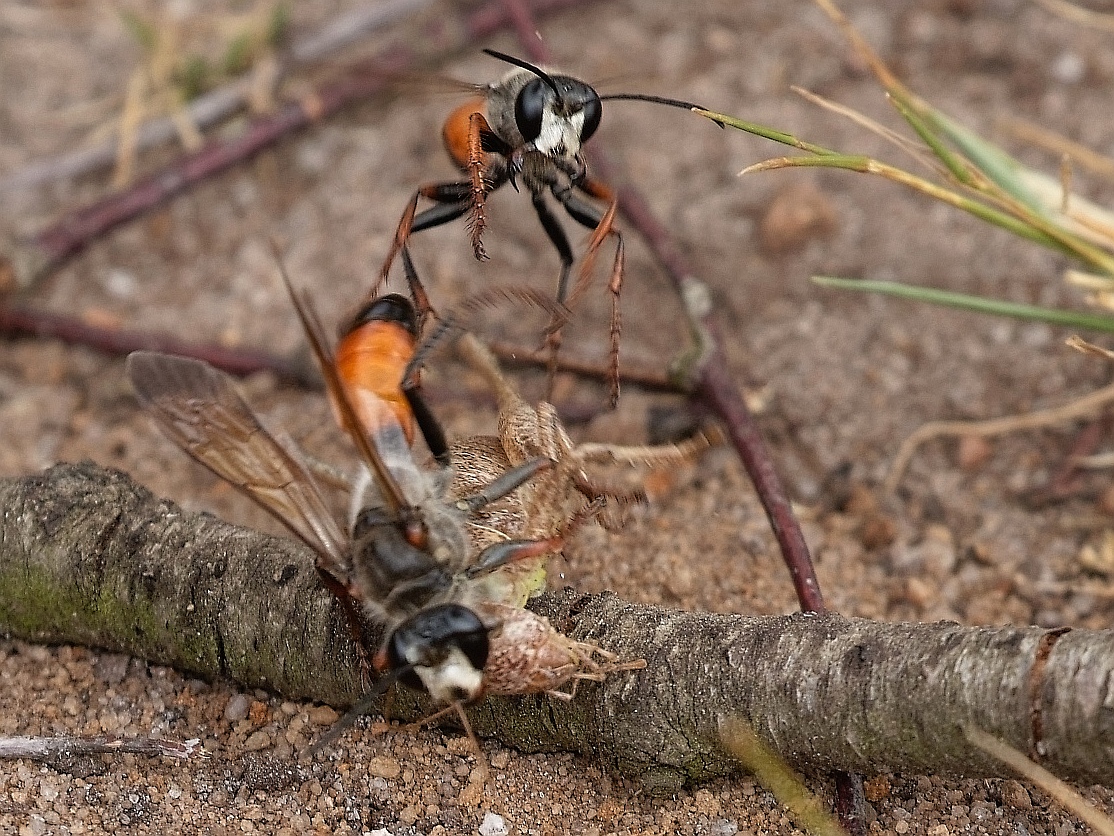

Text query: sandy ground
(4, 0), (1114, 833)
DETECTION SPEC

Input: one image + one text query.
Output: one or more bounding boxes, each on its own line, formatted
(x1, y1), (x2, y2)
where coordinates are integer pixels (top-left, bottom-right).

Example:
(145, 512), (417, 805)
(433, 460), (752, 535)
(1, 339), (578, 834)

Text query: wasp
(314, 269), (650, 700)
(125, 268), (635, 764)
(376, 50), (712, 405)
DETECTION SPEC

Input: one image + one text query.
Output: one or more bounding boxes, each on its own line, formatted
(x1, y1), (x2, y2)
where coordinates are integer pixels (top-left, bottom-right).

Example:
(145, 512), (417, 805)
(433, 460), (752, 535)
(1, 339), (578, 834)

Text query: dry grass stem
(965, 725), (1114, 836)
(886, 378), (1114, 493)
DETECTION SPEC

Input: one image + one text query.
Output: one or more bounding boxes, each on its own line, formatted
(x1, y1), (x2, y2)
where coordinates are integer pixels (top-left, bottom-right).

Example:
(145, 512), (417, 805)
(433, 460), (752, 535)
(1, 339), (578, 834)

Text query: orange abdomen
(334, 320), (417, 446)
(442, 97), (488, 171)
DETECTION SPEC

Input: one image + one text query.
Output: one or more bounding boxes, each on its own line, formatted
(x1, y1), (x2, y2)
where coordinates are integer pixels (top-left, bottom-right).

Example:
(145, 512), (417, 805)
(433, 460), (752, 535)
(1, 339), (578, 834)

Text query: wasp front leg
(442, 97), (513, 264)
(465, 111), (497, 261)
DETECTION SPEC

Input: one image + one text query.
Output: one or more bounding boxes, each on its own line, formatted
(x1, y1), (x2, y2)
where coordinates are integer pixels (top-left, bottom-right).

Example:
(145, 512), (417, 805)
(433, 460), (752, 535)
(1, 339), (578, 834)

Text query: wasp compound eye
(515, 77), (550, 143)
(387, 603), (490, 693)
(578, 93), (602, 143)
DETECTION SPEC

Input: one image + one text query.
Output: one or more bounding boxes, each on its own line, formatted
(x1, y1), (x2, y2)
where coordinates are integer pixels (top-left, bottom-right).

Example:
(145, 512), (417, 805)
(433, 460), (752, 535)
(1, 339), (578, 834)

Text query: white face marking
(534, 109), (586, 157)
(415, 646), (484, 705)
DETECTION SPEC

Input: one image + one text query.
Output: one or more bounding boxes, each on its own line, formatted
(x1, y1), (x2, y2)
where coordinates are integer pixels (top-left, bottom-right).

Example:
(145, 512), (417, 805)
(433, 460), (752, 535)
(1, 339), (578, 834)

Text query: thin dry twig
(496, 0), (822, 614)
(0, 303), (317, 386)
(999, 117), (1114, 181)
(0, 0), (437, 194)
(0, 734), (204, 762)
(1032, 0), (1114, 34)
(487, 339), (679, 392)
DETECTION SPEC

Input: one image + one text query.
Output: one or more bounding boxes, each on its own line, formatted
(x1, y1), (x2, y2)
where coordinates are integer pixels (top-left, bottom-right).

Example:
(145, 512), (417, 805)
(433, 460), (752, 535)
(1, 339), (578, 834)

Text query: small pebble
(864, 774), (891, 801)
(1000, 779), (1032, 810)
(243, 731), (271, 752)
(957, 434), (992, 471)
(758, 182), (838, 255)
(478, 812), (509, 836)
(92, 654), (130, 685)
(309, 705), (339, 726)
(367, 757), (401, 780)
(225, 694), (251, 722)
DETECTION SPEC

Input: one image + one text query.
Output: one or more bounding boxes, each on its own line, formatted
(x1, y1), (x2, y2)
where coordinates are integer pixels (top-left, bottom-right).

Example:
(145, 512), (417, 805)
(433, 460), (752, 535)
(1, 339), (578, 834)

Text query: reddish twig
(499, 5), (858, 827)
(569, 65), (824, 613)
(0, 0), (602, 291)
(0, 304), (317, 387)
(1029, 414), (1111, 506)
(496, 0), (821, 611)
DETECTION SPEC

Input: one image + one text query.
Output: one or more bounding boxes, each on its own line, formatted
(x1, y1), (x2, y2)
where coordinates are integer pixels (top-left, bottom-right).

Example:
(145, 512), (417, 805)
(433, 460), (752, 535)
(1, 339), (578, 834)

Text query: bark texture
(2, 462), (1113, 790)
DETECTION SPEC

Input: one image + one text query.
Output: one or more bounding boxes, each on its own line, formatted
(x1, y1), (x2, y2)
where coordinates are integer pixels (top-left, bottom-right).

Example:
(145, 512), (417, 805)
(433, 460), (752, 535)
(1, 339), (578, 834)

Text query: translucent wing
(273, 251), (411, 516)
(126, 351), (349, 572)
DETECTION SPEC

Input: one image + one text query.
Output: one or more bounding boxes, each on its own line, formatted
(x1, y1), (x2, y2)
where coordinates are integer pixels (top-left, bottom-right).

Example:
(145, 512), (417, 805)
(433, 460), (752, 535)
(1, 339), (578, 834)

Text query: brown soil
(3, 0), (1114, 834)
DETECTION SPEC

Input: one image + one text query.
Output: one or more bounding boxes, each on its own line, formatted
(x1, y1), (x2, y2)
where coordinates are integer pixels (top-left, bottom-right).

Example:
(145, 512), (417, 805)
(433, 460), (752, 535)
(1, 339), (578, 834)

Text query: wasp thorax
(387, 604), (490, 703)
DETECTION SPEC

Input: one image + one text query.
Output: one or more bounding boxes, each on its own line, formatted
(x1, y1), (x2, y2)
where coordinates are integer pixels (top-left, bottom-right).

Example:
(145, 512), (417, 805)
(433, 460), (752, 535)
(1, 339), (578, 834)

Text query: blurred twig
(0, 304), (317, 386)
(488, 339), (678, 392)
(0, 0), (435, 195)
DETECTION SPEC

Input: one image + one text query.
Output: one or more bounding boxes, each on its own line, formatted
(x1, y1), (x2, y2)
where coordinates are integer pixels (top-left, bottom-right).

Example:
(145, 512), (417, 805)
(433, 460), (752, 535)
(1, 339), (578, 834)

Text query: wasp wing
(273, 250), (412, 517)
(125, 351), (350, 573)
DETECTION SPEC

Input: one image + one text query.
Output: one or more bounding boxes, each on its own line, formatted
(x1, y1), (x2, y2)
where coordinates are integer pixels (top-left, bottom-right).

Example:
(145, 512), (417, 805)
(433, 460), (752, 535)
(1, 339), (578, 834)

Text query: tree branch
(2, 462), (1111, 790)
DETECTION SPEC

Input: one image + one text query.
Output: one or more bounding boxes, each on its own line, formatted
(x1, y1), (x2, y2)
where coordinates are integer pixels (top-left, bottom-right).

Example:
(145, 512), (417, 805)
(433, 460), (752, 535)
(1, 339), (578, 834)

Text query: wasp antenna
(304, 666), (411, 757)
(598, 92), (724, 126)
(482, 48), (561, 98)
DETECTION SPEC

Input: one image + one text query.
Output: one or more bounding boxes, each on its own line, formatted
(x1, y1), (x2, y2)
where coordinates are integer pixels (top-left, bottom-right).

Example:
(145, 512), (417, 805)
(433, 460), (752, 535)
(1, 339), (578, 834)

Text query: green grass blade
(917, 106), (1048, 214)
(693, 108), (839, 156)
(813, 276), (1114, 332)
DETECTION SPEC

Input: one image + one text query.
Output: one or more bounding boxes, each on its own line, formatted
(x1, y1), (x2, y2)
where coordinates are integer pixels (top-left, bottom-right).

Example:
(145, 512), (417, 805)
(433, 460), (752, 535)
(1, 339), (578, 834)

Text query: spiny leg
(529, 192), (578, 397)
(465, 497), (604, 579)
(554, 178), (625, 407)
(465, 111), (497, 260)
(374, 182), (471, 301)
(531, 193), (576, 306)
(399, 245), (437, 330)
(574, 427), (722, 468)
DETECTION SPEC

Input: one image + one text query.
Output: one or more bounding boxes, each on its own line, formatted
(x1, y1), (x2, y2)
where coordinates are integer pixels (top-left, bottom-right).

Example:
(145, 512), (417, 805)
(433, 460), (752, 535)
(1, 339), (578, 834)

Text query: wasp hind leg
(553, 178), (625, 408)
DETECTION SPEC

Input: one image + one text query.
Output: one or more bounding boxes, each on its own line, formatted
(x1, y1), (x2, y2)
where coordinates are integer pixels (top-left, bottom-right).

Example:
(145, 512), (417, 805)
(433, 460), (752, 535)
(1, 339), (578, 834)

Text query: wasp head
(514, 74), (601, 157)
(484, 50), (602, 159)
(385, 603), (490, 705)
